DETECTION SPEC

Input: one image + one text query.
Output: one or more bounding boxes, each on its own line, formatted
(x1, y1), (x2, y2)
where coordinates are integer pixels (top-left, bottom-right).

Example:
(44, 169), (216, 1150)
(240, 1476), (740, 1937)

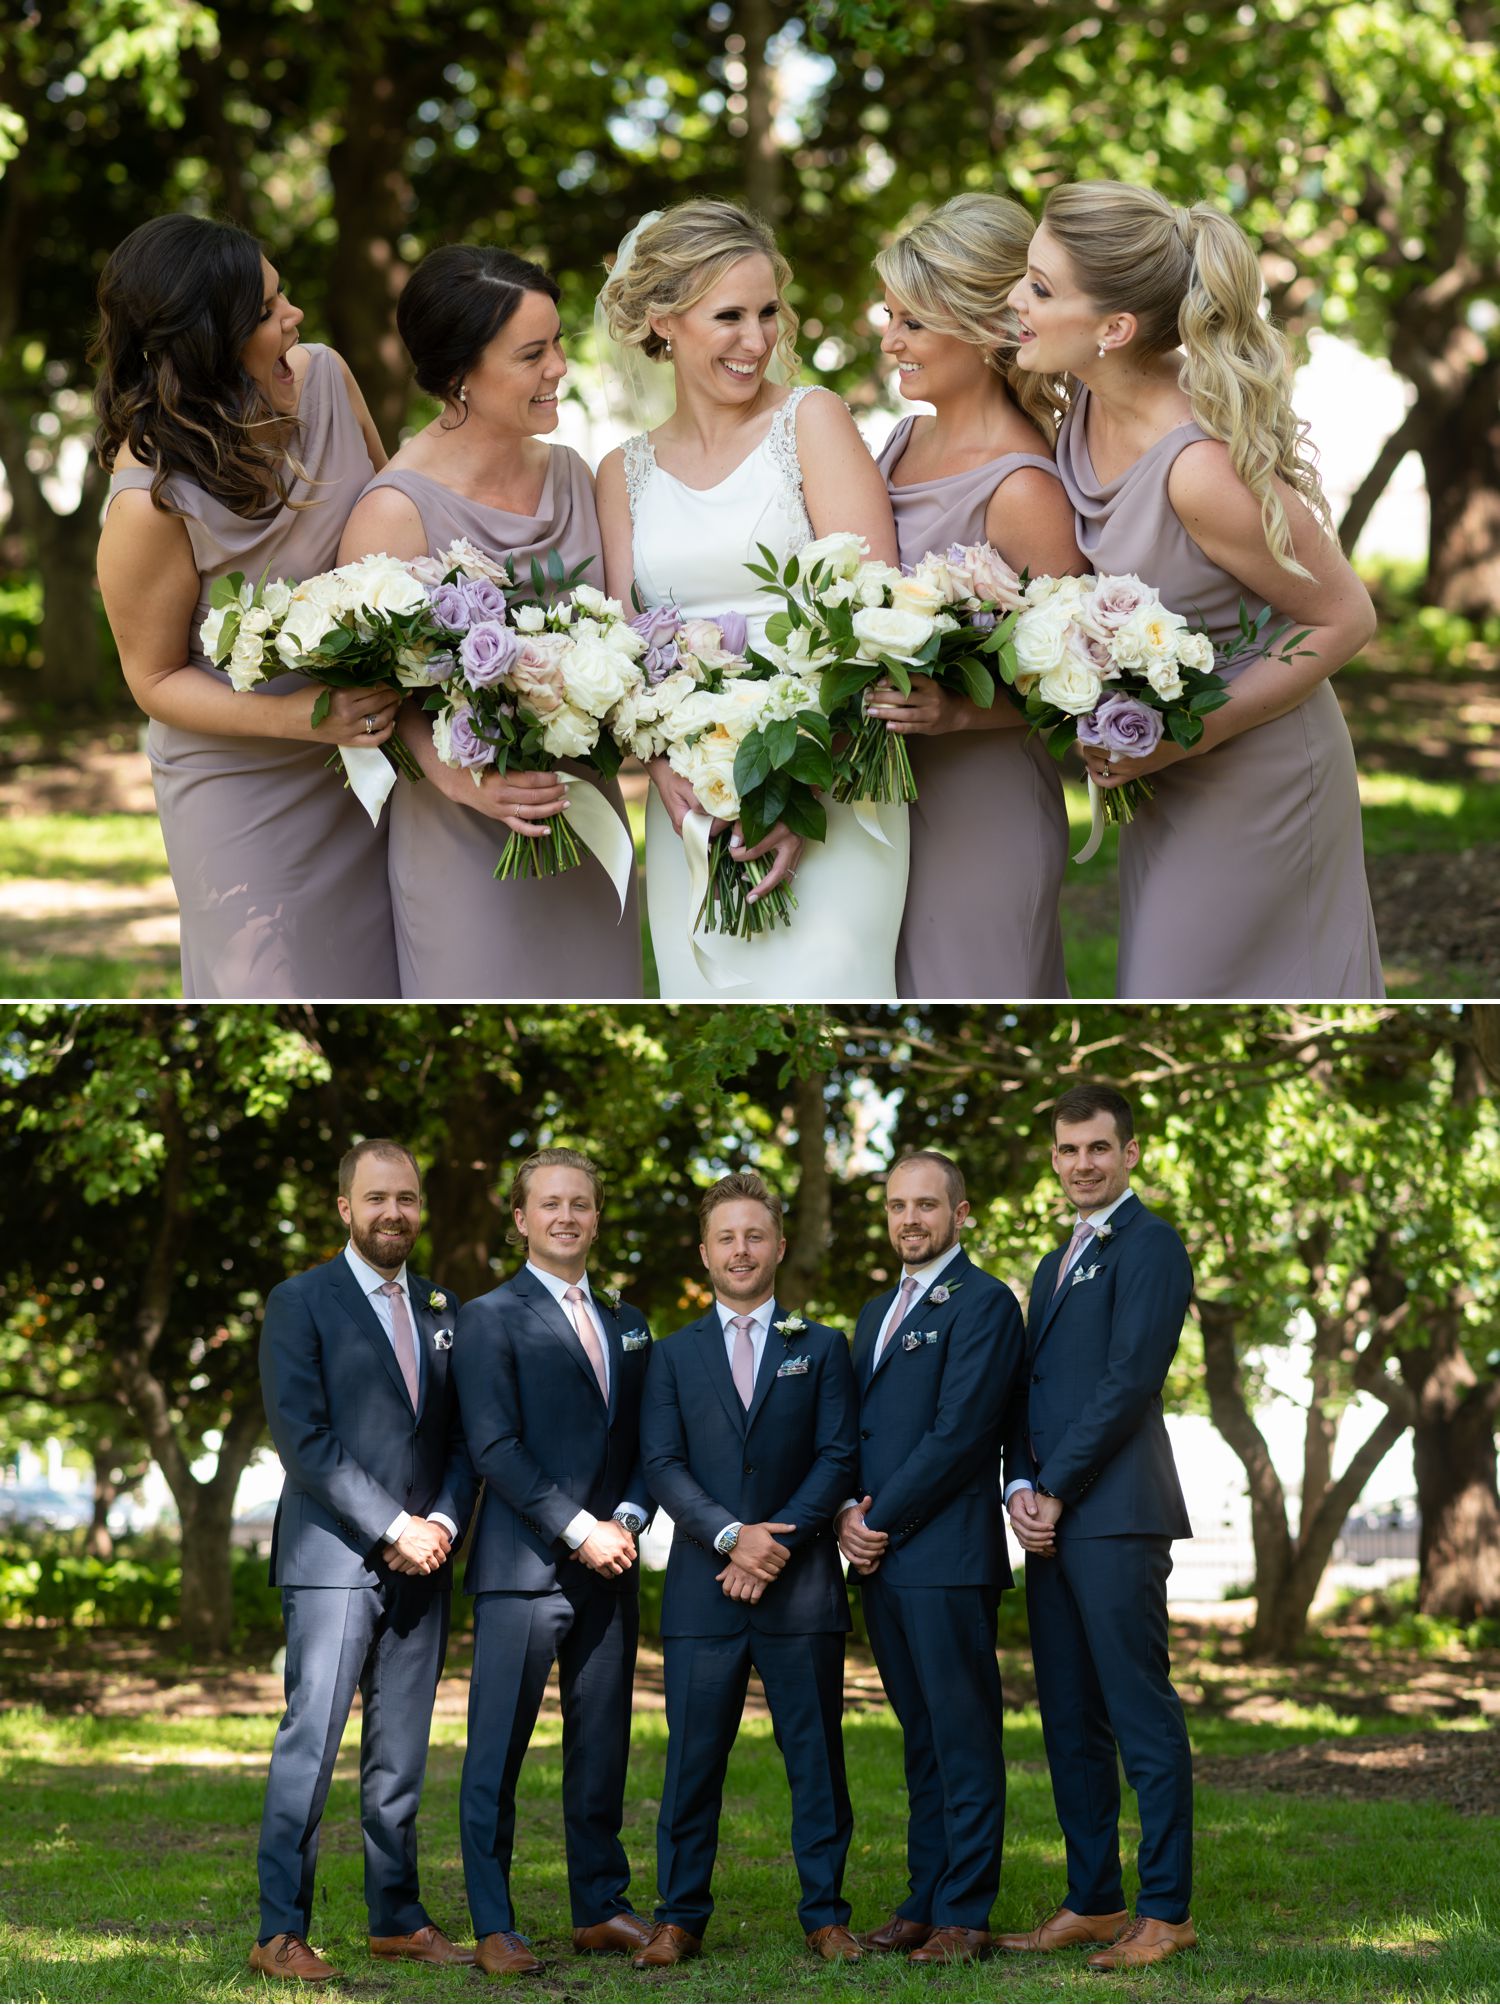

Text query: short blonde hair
(876, 193), (1057, 441)
(507, 1146), (603, 1246)
(1041, 180), (1334, 574)
(699, 1169), (784, 1236)
(598, 199), (800, 378)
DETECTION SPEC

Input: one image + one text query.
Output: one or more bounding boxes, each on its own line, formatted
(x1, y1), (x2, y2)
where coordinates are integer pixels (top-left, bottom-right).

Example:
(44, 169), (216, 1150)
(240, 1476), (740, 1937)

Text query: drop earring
(664, 337), (673, 359)
(458, 382), (468, 403)
(1096, 342), (1108, 359)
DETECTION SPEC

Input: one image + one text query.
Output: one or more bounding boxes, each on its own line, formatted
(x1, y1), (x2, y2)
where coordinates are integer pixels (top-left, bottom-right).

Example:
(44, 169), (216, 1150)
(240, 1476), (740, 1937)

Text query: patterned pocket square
(432, 1328), (454, 1350)
(901, 1330), (941, 1351)
(621, 1331), (649, 1351)
(777, 1354), (811, 1376)
(1070, 1263), (1102, 1288)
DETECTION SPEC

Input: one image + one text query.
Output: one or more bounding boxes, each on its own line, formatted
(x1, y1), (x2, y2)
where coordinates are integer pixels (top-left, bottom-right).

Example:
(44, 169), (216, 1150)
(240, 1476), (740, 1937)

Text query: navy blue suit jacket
(640, 1304), (857, 1638)
(261, 1254), (476, 1589)
(1007, 1193), (1193, 1538)
(453, 1265), (654, 1595)
(851, 1247), (1025, 1589)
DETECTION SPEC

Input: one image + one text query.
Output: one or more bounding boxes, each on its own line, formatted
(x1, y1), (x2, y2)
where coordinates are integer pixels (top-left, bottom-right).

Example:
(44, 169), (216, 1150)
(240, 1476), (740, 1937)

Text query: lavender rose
(1076, 693), (1165, 759)
(462, 576), (508, 624)
(715, 611), (749, 656)
(1084, 572), (1153, 633)
(430, 584), (473, 635)
(631, 604), (684, 685)
(460, 619), (520, 687)
(448, 705), (498, 769)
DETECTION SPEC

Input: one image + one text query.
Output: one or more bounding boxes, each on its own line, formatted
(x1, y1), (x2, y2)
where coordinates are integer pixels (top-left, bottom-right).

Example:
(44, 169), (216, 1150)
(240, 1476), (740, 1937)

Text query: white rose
(562, 634), (634, 718)
(515, 604), (547, 633)
(760, 674), (818, 722)
(852, 604), (939, 662)
(910, 555), (962, 605)
(1023, 572), (1087, 611)
(199, 605), (230, 659)
(1112, 603), (1188, 674)
(1176, 630), (1216, 674)
(540, 703), (598, 759)
(671, 724), (741, 819)
(572, 583), (626, 622)
(1036, 655), (1105, 715)
(261, 581), (293, 619)
(1013, 599), (1076, 679)
(1145, 655), (1186, 700)
(297, 569), (349, 613)
(677, 618), (739, 671)
(431, 707), (456, 765)
(226, 631), (266, 692)
(765, 625), (839, 675)
(799, 530), (868, 580)
(276, 593), (343, 665)
(889, 572), (947, 618)
(240, 604), (274, 637)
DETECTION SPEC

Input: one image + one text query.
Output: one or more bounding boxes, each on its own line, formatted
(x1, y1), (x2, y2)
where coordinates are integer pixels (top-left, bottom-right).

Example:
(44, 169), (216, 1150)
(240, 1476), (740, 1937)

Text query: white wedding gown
(627, 386), (909, 1000)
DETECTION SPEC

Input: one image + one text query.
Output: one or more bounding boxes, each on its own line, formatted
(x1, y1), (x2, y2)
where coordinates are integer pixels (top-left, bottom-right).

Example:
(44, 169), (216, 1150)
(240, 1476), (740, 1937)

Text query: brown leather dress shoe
(995, 1905), (1128, 1952)
(806, 1925), (862, 1961)
(1087, 1915), (1197, 1969)
(908, 1925), (993, 1963)
(248, 1933), (338, 1981)
(631, 1923), (703, 1969)
(370, 1923), (476, 1965)
(475, 1931), (544, 1976)
(571, 1913), (655, 1954)
(859, 1915), (933, 1952)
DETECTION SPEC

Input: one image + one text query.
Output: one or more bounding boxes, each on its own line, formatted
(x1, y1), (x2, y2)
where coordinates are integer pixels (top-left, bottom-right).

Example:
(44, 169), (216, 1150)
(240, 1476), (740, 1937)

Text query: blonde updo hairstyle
(598, 199), (800, 380)
(876, 193), (1059, 441)
(1041, 180), (1334, 575)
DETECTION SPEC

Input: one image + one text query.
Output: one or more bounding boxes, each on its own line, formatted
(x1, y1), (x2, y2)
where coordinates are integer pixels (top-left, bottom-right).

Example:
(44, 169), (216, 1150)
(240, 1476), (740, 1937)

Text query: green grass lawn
(1, 1693), (1494, 2004)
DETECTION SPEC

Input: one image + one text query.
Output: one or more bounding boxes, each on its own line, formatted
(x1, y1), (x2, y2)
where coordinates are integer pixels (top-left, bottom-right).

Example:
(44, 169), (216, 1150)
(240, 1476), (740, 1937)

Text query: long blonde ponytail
(1042, 181), (1334, 574)
(875, 193), (1060, 441)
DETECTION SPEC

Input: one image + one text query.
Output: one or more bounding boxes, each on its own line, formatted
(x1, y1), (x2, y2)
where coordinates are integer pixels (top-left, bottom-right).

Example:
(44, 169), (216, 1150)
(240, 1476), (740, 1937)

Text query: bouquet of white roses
(424, 571), (642, 900)
(746, 531), (1025, 806)
(991, 571), (1302, 857)
(202, 552), (466, 820)
(609, 603), (833, 939)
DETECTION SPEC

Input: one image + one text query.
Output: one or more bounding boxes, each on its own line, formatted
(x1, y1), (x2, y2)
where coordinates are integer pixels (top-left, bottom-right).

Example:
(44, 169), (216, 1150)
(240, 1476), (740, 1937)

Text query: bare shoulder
(99, 479), (193, 556)
(595, 444), (628, 493)
(792, 383), (857, 443)
(343, 480), (423, 545)
(1165, 436), (1250, 526)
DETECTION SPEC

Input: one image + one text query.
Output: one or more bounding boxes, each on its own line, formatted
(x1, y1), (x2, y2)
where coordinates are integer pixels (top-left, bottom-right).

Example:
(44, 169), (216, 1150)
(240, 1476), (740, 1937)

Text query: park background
(2, 998), (1499, 2001)
(1, 0), (1498, 997)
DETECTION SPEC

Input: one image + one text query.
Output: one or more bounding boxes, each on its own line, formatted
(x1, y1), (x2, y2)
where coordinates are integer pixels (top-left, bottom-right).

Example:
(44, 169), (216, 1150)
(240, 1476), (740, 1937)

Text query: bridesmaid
(338, 246), (642, 999)
(867, 194), (1084, 998)
(1011, 180), (1382, 998)
(95, 215), (397, 998)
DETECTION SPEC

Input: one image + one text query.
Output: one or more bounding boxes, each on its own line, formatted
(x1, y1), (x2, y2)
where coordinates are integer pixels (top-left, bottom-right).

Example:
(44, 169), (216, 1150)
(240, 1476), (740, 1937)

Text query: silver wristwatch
(616, 1509), (646, 1537)
(715, 1522), (741, 1555)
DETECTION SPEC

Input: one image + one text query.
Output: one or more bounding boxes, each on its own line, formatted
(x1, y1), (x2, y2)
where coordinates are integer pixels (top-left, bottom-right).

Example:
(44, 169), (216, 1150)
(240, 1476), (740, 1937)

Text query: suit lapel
(698, 1311), (748, 1436)
(328, 1257), (411, 1410)
(594, 1296), (623, 1423)
(744, 1301), (786, 1435)
(868, 1248), (967, 1385)
(1031, 1194), (1142, 1356)
(513, 1266), (607, 1405)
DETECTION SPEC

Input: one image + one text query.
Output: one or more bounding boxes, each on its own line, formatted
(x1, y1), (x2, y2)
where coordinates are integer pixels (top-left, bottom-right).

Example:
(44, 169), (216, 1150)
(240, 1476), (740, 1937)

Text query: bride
(595, 199), (909, 999)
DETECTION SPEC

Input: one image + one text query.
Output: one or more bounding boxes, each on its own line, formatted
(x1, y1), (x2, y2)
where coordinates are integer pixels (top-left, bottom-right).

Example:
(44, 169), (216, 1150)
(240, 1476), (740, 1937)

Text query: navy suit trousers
(860, 1578), (1005, 1927)
(657, 1630), (852, 1937)
(460, 1582), (640, 1934)
(257, 1580), (449, 1940)
(1025, 1534), (1193, 1922)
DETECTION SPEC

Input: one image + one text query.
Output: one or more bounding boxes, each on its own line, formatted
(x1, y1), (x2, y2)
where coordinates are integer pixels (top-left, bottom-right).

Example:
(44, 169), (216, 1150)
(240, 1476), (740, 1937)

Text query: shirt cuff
(1003, 1480), (1035, 1503)
(561, 1509), (600, 1550)
(614, 1501), (649, 1528)
(429, 1513), (458, 1541)
(838, 1497), (861, 1518)
(714, 1521), (743, 1556)
(384, 1509), (412, 1543)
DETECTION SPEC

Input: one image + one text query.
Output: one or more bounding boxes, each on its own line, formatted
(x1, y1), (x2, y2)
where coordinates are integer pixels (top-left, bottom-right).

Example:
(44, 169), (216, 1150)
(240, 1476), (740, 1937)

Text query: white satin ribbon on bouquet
(338, 745), (399, 826)
(682, 810), (750, 991)
(558, 775), (634, 921)
(1073, 775), (1106, 864)
(851, 798), (894, 847)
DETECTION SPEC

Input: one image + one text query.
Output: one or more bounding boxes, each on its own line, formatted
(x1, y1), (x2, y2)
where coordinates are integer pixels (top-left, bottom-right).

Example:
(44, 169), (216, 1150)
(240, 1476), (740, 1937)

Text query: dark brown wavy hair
(91, 213), (304, 519)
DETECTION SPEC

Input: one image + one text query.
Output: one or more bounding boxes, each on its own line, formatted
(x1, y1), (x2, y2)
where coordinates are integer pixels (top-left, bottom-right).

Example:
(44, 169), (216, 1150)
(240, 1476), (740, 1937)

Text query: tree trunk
(1402, 1309), (1500, 1620)
(1421, 346), (1500, 615)
(0, 396), (111, 713)
(1338, 403), (1430, 557)
(778, 1067), (830, 1312)
(426, 1145), (505, 1304)
(741, 0), (782, 220)
(87, 1439), (118, 1562)
(176, 1482), (241, 1655)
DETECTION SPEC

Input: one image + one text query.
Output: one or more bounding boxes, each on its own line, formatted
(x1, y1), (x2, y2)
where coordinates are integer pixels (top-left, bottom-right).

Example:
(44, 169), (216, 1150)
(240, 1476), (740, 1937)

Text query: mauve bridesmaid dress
(1056, 385), (1383, 999)
(358, 452), (642, 999)
(105, 344), (398, 998)
(875, 416), (1070, 998)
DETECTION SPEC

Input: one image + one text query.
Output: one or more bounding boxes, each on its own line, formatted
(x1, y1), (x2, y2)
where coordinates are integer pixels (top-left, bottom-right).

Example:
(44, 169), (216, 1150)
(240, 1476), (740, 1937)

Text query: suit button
(743, 1463), (755, 1475)
(1031, 1373), (1042, 1384)
(860, 1429), (872, 1441)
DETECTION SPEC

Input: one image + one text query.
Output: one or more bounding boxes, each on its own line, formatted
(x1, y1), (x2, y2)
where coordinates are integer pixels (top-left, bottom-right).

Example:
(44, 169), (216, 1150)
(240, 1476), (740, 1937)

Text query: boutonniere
(1070, 1263), (1102, 1289)
(596, 1285), (621, 1310)
(774, 1315), (807, 1342)
(928, 1282), (962, 1305)
(1093, 1221), (1114, 1242)
(902, 1329), (941, 1352)
(428, 1290), (447, 1311)
(776, 1353), (811, 1377)
(432, 1328), (454, 1350)
(621, 1329), (649, 1352)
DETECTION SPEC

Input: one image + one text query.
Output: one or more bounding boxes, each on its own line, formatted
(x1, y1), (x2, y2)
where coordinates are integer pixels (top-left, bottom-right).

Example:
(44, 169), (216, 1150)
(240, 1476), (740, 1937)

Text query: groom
(253, 1138), (476, 1982)
(999, 1084), (1196, 1969)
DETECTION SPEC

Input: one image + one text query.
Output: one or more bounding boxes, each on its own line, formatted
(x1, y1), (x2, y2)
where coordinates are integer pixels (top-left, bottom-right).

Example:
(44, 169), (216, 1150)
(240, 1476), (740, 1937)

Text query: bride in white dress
(595, 199), (909, 1000)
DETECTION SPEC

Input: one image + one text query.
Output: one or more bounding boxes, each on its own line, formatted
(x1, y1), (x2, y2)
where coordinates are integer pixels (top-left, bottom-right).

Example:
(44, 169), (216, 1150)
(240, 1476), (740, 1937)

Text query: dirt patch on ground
(1367, 845), (1500, 988)
(1196, 1727), (1500, 1817)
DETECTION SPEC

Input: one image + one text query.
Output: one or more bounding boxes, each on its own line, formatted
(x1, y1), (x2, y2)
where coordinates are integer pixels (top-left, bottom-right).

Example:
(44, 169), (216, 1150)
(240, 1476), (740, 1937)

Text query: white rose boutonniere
(1093, 1221), (1114, 1243)
(429, 1290), (448, 1311)
(774, 1315), (808, 1342)
(928, 1282), (963, 1306)
(597, 1286), (622, 1310)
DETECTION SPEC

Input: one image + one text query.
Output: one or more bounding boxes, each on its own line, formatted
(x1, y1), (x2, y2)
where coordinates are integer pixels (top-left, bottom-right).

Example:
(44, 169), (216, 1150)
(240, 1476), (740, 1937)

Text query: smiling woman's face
(239, 255), (304, 412)
(461, 288), (568, 435)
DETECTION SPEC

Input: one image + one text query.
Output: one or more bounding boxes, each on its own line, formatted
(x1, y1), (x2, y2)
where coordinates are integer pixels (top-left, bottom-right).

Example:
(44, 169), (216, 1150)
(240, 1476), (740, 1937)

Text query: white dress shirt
(1004, 1188), (1134, 1503)
(525, 1261), (647, 1552)
(714, 1294), (777, 1552)
(343, 1243), (457, 1546)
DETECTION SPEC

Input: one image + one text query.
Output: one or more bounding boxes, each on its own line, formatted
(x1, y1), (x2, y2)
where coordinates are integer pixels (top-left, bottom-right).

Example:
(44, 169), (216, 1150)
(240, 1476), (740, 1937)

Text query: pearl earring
(1097, 342), (1108, 359)
(458, 382), (468, 403)
(664, 337), (673, 359)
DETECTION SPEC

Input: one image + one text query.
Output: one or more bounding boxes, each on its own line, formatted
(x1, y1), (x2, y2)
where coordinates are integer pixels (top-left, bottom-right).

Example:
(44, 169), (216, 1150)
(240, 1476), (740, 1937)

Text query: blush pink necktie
(564, 1284), (609, 1400)
(379, 1281), (420, 1409)
(1053, 1217), (1094, 1294)
(731, 1314), (757, 1409)
(875, 1274), (920, 1367)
